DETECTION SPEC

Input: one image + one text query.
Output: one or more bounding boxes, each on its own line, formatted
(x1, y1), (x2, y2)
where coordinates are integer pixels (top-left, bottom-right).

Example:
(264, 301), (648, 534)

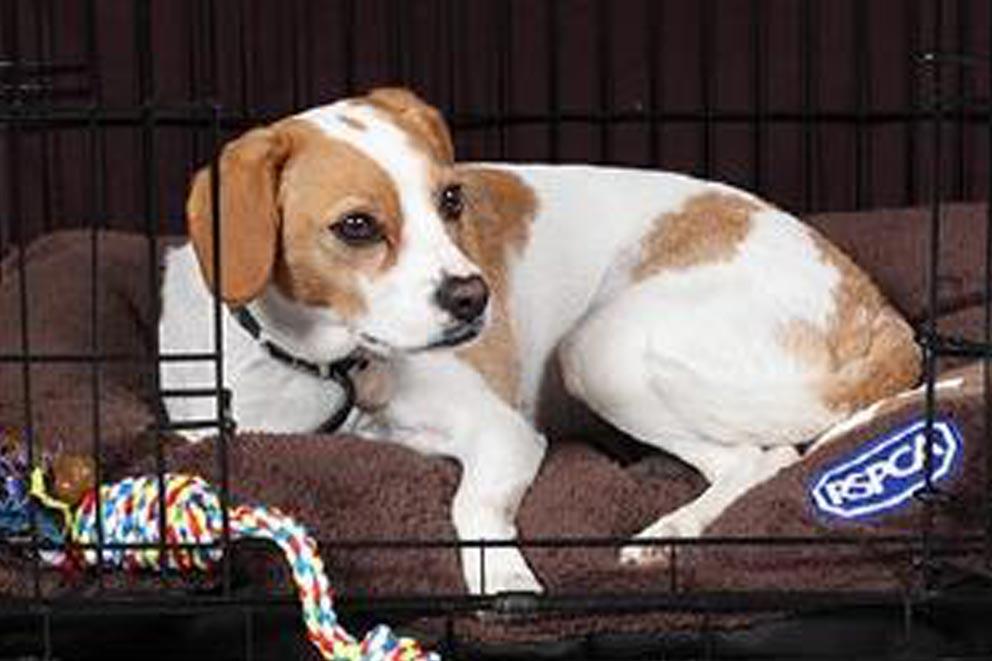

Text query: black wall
(1, 0), (989, 250)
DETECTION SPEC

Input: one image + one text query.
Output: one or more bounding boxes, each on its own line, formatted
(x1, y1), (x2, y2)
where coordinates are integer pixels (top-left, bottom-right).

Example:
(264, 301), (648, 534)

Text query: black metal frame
(3, 1), (992, 659)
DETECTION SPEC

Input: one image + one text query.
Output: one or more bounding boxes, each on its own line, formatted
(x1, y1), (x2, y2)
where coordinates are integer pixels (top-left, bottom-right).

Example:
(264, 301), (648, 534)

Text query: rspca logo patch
(810, 417), (963, 521)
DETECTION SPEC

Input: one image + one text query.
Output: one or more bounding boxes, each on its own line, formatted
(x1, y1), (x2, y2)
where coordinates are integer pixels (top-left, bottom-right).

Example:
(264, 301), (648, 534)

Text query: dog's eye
(438, 184), (464, 222)
(331, 213), (383, 246)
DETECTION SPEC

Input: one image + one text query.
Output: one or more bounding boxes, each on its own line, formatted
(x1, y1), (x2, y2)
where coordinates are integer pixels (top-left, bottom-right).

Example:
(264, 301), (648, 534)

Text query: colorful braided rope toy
(38, 472), (439, 661)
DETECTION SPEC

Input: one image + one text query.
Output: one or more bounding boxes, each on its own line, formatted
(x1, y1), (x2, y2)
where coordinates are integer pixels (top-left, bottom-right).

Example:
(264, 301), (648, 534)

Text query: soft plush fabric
(0, 203), (988, 650)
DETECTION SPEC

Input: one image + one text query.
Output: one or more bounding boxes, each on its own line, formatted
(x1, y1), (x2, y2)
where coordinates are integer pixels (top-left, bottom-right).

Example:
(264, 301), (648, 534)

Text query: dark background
(1, 0), (989, 251)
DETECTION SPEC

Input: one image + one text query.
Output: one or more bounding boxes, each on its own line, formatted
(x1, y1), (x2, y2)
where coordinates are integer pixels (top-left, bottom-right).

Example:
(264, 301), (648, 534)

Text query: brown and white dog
(159, 88), (921, 595)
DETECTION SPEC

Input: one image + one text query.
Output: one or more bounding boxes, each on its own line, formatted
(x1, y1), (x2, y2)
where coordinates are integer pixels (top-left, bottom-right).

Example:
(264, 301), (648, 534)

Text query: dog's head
(186, 88), (489, 355)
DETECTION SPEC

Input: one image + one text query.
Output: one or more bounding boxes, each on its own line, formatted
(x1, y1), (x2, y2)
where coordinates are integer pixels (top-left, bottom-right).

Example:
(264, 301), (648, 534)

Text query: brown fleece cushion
(0, 203), (987, 646)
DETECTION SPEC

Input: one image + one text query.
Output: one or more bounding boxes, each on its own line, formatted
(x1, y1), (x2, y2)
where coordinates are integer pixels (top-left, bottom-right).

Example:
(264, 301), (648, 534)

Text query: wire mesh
(1, 0), (992, 659)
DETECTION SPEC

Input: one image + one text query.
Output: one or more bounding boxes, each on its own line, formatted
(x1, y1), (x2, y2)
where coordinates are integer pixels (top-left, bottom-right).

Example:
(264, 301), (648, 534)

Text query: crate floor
(3, 598), (992, 661)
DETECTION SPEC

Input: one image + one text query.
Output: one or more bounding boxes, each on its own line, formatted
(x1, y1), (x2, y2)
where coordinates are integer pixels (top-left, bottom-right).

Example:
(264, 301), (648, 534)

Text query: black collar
(231, 305), (367, 433)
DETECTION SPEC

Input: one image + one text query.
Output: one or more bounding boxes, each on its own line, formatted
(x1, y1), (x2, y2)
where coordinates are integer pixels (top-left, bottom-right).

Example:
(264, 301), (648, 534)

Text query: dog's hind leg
(619, 441), (798, 566)
(577, 396), (800, 566)
(559, 282), (814, 567)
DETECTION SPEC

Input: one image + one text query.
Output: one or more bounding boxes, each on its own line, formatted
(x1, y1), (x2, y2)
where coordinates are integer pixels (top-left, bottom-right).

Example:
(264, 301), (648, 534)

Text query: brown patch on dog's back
(782, 229), (922, 413)
(634, 192), (762, 280)
(450, 166), (537, 406)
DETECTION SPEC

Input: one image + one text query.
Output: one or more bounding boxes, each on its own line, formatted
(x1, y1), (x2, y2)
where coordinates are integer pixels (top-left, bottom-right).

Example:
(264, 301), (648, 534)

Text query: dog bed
(0, 203), (990, 658)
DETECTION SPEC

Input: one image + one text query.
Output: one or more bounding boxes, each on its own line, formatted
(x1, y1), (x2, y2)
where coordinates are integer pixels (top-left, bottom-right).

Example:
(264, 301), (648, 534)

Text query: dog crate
(2, 0), (992, 659)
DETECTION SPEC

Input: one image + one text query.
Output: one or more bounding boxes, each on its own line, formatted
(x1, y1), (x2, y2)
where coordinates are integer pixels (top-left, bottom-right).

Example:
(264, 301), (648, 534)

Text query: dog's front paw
(619, 511), (702, 568)
(463, 547), (543, 595)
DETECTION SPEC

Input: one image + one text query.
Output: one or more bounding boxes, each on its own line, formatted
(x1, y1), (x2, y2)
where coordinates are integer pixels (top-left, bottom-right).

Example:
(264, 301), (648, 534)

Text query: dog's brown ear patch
(362, 87), (455, 163)
(450, 166), (538, 406)
(187, 123), (292, 305)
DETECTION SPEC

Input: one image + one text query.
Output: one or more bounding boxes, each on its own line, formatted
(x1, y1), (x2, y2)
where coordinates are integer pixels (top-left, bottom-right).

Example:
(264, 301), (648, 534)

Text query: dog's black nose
(435, 274), (489, 323)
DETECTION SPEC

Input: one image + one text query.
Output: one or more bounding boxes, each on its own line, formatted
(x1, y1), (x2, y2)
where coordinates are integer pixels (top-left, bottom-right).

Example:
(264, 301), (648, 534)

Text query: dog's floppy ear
(364, 87), (454, 163)
(187, 124), (292, 305)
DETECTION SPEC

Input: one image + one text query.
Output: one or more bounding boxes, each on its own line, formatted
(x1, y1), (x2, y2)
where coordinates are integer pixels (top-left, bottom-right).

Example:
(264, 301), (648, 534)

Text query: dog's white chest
(159, 245), (349, 437)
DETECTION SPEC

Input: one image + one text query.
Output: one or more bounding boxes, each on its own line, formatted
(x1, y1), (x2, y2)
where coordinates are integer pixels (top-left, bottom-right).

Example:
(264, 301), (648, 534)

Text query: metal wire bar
(443, 615), (456, 658)
(341, 0), (355, 95)
(191, 0), (215, 103)
(84, 0), (107, 597)
(290, 0), (303, 108)
(645, 0), (663, 167)
(304, 532), (987, 550)
(160, 388), (234, 399)
(955, 0), (970, 199)
(403, 0), (415, 90)
(596, 0), (612, 164)
(668, 544), (678, 592)
(699, 0), (713, 177)
(922, 45), (944, 594)
(0, 351), (221, 364)
(854, 0), (873, 208)
(33, 0), (53, 236)
(985, 0), (992, 575)
(0, 84), (91, 101)
(905, 0), (921, 205)
(546, 0), (560, 162)
(133, 0), (170, 584)
(456, 1), (471, 155)
(1, 587), (990, 620)
(237, 0), (250, 114)
(702, 614), (713, 661)
(801, 0), (816, 211)
(478, 538), (486, 596)
(751, 0), (765, 195)
(2, 0), (44, 610)
(496, 0), (512, 159)
(8, 106), (992, 132)
(185, 0), (200, 167)
(49, 0), (64, 235)
(203, 0), (217, 101)
(921, 333), (992, 358)
(4, 531), (980, 554)
(85, 121), (106, 595)
(445, 0), (456, 117)
(207, 100), (233, 598)
(0, 60), (88, 74)
(388, 0), (402, 85)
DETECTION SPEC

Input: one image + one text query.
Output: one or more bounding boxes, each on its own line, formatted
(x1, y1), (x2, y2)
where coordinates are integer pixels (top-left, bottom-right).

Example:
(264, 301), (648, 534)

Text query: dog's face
(186, 88), (489, 354)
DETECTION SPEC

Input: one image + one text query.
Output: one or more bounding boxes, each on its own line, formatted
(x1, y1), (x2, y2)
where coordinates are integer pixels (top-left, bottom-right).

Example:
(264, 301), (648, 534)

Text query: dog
(159, 87), (921, 595)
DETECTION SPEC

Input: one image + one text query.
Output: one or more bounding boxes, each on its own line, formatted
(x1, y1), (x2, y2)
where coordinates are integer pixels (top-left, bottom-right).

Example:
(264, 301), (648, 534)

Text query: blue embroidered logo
(810, 417), (963, 521)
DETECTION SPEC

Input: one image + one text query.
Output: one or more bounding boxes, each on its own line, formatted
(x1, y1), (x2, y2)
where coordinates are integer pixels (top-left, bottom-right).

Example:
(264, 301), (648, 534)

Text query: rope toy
(37, 470), (439, 661)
